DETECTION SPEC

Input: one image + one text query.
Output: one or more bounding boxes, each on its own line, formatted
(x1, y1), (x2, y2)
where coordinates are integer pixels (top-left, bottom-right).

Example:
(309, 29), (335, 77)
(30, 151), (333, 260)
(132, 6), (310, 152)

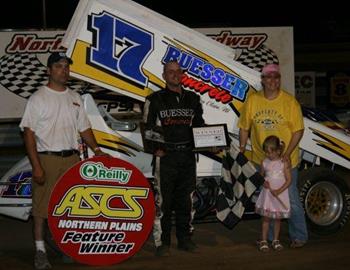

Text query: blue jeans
(286, 167), (308, 241)
(269, 167), (308, 242)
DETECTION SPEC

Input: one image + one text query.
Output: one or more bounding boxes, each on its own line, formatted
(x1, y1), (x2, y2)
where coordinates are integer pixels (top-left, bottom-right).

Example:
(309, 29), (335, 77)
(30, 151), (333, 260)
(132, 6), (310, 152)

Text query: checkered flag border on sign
(216, 143), (264, 229)
(236, 45), (279, 72)
(0, 53), (110, 99)
(0, 53), (48, 98)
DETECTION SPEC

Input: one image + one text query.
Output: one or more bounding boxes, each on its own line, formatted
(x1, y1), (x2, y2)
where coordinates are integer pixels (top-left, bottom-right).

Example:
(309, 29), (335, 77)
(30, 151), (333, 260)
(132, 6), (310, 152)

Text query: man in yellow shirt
(238, 64), (308, 248)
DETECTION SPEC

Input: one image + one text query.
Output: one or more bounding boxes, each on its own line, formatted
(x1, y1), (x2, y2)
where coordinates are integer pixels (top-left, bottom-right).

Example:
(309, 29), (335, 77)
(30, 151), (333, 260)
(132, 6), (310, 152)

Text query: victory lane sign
(48, 156), (155, 266)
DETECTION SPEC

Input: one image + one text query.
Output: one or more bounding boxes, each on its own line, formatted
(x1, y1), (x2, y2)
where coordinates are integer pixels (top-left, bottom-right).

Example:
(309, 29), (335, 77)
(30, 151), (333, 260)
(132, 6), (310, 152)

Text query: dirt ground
(0, 214), (349, 270)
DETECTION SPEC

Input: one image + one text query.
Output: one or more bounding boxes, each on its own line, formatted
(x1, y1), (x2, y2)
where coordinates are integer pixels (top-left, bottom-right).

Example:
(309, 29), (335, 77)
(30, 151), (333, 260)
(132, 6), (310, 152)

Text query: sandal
(258, 240), (269, 252)
(271, 240), (283, 251)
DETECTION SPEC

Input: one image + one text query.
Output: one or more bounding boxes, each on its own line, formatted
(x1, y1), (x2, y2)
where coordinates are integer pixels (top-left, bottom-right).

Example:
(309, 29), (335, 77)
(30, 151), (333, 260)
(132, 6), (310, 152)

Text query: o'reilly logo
(80, 162), (131, 183)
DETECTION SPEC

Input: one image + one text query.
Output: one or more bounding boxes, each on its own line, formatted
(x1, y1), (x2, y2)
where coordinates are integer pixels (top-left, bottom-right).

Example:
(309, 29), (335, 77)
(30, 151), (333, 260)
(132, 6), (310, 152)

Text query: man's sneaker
(34, 250), (52, 270)
(62, 254), (74, 264)
(290, 240), (306, 248)
(155, 245), (170, 257)
(177, 239), (197, 252)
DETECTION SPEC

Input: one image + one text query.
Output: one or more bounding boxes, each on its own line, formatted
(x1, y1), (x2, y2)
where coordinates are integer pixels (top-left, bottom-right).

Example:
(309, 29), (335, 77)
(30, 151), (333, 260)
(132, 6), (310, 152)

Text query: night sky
(1, 0), (349, 45)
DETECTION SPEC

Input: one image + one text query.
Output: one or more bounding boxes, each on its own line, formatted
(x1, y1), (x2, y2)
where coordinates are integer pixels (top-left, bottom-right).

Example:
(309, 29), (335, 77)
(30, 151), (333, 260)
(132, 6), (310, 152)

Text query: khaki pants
(32, 154), (80, 218)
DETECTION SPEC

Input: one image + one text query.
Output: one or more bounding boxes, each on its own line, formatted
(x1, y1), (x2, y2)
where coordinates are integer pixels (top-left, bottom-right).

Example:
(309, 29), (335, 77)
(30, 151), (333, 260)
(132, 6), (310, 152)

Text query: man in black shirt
(143, 60), (205, 256)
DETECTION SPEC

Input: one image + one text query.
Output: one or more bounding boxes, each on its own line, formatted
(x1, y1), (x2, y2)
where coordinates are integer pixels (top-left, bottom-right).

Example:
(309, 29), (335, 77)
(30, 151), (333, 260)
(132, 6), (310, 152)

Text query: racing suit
(143, 87), (205, 247)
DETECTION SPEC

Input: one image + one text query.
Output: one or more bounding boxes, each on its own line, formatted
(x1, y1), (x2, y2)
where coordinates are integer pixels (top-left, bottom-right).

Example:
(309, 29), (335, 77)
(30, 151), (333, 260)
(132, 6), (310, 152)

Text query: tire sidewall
(299, 168), (350, 235)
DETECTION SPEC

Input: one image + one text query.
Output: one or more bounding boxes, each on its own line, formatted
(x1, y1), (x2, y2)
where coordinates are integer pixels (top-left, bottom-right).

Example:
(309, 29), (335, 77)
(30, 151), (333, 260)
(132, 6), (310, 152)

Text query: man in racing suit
(143, 60), (205, 256)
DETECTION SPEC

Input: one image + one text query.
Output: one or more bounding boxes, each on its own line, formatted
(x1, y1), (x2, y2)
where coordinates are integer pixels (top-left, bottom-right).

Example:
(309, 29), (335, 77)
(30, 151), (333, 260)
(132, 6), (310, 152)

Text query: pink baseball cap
(261, 64), (280, 76)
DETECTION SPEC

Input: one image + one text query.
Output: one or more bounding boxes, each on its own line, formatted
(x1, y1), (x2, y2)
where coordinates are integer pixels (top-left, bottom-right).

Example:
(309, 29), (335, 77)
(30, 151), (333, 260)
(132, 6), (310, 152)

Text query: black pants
(158, 151), (196, 245)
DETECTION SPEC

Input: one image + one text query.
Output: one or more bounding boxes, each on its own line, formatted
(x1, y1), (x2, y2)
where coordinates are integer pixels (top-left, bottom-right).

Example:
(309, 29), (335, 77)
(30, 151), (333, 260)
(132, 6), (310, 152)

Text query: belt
(165, 142), (193, 152)
(38, 150), (79, 157)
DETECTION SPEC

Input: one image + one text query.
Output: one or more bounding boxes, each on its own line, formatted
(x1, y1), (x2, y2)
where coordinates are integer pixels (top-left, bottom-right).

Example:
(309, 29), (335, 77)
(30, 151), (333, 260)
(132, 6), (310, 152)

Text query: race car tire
(299, 167), (350, 235)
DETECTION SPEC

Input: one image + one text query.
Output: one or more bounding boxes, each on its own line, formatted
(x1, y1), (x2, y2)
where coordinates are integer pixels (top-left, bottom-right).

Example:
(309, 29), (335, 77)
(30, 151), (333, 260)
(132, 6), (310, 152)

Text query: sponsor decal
(162, 45), (249, 102)
(79, 162), (131, 183)
(48, 156), (155, 266)
(0, 171), (32, 198)
(92, 129), (142, 157)
(310, 127), (350, 162)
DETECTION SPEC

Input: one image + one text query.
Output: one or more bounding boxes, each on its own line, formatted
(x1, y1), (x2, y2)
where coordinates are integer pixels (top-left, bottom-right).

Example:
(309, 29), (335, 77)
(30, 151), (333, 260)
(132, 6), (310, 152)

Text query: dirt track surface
(0, 216), (349, 270)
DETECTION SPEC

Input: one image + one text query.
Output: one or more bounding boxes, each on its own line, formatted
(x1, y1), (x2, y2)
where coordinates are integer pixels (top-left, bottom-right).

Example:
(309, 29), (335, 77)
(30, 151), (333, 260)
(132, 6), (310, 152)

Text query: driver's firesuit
(143, 87), (205, 248)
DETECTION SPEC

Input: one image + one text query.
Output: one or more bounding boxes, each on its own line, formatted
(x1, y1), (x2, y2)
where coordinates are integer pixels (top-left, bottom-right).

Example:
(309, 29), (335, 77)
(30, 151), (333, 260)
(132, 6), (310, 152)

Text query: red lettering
(6, 35), (34, 52)
(208, 88), (219, 98)
(181, 74), (233, 104)
(52, 38), (63, 50)
(225, 36), (242, 47)
(40, 40), (55, 51)
(29, 41), (41, 50)
(182, 76), (198, 88)
(221, 95), (233, 104)
(198, 84), (212, 94)
(5, 34), (64, 53)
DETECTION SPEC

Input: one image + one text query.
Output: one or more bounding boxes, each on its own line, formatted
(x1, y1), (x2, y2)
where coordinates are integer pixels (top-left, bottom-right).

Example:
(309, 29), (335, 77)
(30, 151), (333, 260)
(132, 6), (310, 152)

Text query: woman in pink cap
(238, 63), (308, 249)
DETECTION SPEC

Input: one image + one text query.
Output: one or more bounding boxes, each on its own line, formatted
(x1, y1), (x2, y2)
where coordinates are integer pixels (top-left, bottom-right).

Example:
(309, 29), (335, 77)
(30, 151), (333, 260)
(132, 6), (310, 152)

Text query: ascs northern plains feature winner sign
(48, 156), (155, 266)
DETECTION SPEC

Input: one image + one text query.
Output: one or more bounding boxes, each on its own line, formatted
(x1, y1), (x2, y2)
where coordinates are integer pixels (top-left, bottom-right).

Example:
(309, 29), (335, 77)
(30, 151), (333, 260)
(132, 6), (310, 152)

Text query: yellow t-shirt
(238, 89), (304, 167)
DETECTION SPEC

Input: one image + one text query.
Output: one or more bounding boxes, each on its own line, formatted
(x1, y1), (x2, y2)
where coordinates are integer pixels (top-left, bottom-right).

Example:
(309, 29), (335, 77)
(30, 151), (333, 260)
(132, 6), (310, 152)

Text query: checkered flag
(0, 53), (111, 98)
(236, 45), (279, 72)
(216, 143), (264, 229)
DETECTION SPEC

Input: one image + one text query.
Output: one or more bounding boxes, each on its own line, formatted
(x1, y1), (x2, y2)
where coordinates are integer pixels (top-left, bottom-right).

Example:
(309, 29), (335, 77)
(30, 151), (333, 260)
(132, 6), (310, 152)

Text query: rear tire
(299, 167), (350, 235)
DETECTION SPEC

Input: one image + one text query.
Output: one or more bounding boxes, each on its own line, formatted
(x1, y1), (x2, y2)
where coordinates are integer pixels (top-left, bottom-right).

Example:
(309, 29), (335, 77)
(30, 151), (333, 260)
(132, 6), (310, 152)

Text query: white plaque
(192, 124), (229, 151)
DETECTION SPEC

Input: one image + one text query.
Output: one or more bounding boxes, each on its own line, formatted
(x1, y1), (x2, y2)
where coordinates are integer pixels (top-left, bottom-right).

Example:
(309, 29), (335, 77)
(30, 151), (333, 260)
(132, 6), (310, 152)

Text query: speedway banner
(48, 156), (155, 266)
(0, 31), (66, 121)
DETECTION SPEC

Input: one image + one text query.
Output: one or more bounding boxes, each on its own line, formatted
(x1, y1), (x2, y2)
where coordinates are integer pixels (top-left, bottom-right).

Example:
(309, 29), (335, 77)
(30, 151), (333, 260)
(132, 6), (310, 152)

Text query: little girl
(255, 135), (291, 252)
